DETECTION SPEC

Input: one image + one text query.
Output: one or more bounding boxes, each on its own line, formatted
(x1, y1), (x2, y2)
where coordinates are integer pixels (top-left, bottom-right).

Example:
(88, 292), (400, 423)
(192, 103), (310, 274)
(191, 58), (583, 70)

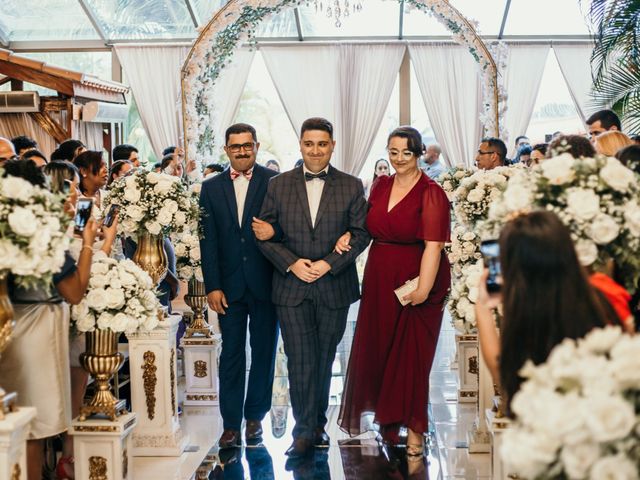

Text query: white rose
(178, 265), (193, 280)
(125, 317), (140, 333)
(89, 273), (109, 289)
(566, 188), (601, 220)
(503, 182), (532, 211)
(195, 267), (204, 282)
(466, 188), (484, 203)
(123, 187), (141, 203)
(580, 326), (623, 355)
(588, 213), (619, 244)
(142, 314), (159, 331)
(174, 242), (188, 258)
(97, 311), (114, 330)
(600, 157), (636, 192)
(126, 205), (145, 222)
(111, 313), (130, 332)
(589, 454), (637, 480)
(190, 183), (202, 195)
(442, 180), (453, 192)
(141, 290), (159, 309)
(154, 180), (174, 195)
(104, 287), (126, 310)
(164, 200), (179, 214)
(560, 442), (600, 480)
(584, 395), (635, 442)
(174, 211), (187, 226)
(610, 334), (640, 389)
(157, 208), (173, 226)
(1, 175), (34, 201)
(8, 207), (38, 237)
(190, 247), (201, 262)
(623, 205), (640, 237)
(467, 287), (478, 303)
(540, 154), (576, 184)
(501, 428), (559, 480)
(146, 172), (161, 184)
(86, 288), (109, 311)
(121, 219), (138, 234)
(145, 221), (161, 235)
(575, 239), (598, 266)
(76, 313), (96, 332)
(125, 173), (138, 188)
(454, 170), (468, 179)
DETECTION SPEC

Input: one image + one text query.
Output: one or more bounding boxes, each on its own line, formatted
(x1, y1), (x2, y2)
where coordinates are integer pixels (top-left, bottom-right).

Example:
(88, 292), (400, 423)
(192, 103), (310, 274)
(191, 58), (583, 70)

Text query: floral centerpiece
(436, 165), (474, 200)
(448, 260), (482, 334)
(71, 251), (161, 333)
(488, 154), (640, 290)
(0, 173), (70, 288)
(171, 183), (203, 282)
(104, 170), (199, 237)
(501, 325), (640, 480)
(447, 224), (482, 278)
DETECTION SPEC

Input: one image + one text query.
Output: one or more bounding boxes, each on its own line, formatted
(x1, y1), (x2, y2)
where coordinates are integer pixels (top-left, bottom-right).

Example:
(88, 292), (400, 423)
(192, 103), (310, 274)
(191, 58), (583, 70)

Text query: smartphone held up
(73, 198), (93, 235)
(480, 239), (502, 293)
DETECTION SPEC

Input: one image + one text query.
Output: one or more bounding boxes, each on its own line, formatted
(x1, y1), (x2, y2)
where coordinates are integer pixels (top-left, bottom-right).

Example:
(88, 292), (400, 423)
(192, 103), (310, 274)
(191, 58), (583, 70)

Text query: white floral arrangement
(104, 170), (200, 237)
(171, 182), (203, 282)
(453, 166), (521, 228)
(71, 251), (161, 333)
(0, 172), (70, 288)
(488, 154), (640, 289)
(447, 224), (482, 278)
(437, 165), (474, 200)
(448, 260), (482, 334)
(501, 326), (640, 480)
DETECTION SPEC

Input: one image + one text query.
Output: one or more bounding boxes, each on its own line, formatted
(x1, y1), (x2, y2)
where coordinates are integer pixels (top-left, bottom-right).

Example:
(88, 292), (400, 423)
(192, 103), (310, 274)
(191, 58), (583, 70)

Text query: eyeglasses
(227, 142), (256, 153)
(387, 149), (415, 160)
(477, 150), (496, 156)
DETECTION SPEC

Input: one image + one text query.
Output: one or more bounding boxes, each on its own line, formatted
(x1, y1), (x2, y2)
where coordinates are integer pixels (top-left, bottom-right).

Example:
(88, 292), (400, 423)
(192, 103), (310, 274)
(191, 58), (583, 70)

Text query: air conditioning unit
(82, 101), (129, 123)
(0, 91), (40, 113)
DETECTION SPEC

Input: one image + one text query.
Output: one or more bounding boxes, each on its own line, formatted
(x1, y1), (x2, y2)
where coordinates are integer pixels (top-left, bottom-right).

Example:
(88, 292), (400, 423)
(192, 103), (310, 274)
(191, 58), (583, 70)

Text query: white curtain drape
(503, 44), (549, 156)
(409, 44), (483, 168)
(553, 43), (595, 125)
(114, 45), (190, 157)
(72, 121), (104, 151)
(0, 113), (56, 158)
(261, 44), (404, 174)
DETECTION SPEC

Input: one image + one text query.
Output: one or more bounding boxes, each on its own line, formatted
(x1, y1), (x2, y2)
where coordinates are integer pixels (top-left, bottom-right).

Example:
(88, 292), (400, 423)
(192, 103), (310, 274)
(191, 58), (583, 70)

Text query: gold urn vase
(184, 279), (211, 337)
(0, 274), (17, 418)
(132, 233), (168, 286)
(79, 329), (126, 421)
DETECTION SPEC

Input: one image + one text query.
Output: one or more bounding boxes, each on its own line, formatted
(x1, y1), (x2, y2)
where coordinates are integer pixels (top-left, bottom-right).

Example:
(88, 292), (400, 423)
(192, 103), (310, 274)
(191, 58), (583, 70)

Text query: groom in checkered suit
(257, 117), (370, 459)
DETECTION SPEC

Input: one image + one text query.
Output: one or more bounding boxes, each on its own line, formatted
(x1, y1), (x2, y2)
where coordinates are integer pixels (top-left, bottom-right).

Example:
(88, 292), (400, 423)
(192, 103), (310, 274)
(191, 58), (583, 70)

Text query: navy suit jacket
(199, 164), (278, 303)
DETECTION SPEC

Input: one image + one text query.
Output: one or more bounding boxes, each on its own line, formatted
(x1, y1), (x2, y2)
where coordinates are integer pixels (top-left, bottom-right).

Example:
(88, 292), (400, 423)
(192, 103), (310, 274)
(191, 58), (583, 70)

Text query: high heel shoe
(56, 456), (74, 479)
(406, 443), (425, 462)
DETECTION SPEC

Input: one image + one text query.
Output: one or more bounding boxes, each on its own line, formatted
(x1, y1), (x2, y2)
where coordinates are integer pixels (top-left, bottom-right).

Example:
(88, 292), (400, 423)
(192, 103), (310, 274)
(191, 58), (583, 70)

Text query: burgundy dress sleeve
(417, 178), (451, 242)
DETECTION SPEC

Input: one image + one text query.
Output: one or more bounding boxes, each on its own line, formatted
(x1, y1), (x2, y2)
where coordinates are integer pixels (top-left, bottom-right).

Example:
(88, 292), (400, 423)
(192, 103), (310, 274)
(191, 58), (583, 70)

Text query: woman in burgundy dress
(338, 126), (451, 461)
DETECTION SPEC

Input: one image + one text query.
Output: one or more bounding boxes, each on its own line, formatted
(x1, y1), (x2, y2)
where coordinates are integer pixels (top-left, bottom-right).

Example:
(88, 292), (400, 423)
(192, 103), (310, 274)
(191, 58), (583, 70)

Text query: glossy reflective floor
(133, 308), (491, 479)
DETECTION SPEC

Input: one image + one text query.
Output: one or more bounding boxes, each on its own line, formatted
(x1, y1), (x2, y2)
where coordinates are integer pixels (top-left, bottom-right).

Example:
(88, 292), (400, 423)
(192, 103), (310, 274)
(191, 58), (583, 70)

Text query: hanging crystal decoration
(313, 0), (362, 27)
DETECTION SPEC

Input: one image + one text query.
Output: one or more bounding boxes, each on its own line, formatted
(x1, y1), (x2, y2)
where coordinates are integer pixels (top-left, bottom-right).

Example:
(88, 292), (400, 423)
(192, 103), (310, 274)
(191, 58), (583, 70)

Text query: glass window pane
(504, 0), (590, 36)
(84, 0), (196, 40)
(256, 10), (299, 38)
(402, 6), (453, 37)
(0, 0), (100, 41)
(21, 52), (112, 80)
(448, 0), (506, 37)
(526, 53), (585, 143)
(299, 0), (400, 38)
(191, 0), (225, 25)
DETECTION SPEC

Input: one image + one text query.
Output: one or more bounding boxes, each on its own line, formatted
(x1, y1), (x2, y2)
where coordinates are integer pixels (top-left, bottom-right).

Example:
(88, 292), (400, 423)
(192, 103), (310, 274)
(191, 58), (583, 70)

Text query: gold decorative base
(184, 279), (212, 338)
(79, 398), (127, 422)
(185, 326), (212, 338)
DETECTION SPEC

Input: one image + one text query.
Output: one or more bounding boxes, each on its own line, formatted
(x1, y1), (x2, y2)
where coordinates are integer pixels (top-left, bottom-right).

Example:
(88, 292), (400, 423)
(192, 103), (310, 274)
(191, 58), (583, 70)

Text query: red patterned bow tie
(230, 168), (253, 180)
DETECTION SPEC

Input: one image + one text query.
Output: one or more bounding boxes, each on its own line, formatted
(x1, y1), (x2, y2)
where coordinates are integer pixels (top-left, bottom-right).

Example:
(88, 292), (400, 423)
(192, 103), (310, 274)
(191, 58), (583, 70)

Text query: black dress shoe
(245, 419), (264, 441)
(313, 427), (330, 447)
(218, 429), (241, 448)
(285, 438), (314, 458)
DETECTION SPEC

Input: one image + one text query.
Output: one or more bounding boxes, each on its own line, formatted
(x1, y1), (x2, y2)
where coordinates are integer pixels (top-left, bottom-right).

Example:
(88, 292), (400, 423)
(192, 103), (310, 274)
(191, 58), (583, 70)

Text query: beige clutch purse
(394, 277), (419, 306)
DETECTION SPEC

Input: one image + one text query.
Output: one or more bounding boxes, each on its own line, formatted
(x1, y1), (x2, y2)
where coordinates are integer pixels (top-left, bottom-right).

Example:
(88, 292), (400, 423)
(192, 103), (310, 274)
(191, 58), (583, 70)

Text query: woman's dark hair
(43, 160), (78, 193)
(108, 160), (132, 186)
(160, 154), (175, 171)
(531, 143), (548, 156)
(498, 211), (617, 415)
(205, 163), (225, 174)
(2, 158), (46, 187)
(373, 158), (390, 180)
(73, 151), (104, 194)
(56, 139), (85, 161)
(387, 126), (425, 158)
(11, 135), (37, 153)
(615, 144), (640, 174)
(21, 149), (48, 165)
(548, 135), (595, 158)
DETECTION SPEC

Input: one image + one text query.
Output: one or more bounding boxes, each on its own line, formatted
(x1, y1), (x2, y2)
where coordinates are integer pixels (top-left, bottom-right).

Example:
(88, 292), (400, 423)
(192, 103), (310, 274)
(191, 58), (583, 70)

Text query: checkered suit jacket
(257, 165), (370, 308)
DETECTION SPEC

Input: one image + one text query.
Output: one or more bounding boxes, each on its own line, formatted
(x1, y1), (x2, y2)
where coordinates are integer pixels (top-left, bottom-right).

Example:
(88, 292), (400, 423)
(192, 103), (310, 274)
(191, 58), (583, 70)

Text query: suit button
(241, 238), (245, 243)
(243, 257), (247, 261)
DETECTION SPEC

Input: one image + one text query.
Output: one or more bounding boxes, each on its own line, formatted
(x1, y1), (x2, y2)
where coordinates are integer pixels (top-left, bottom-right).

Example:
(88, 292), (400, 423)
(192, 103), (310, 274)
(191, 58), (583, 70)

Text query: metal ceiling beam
(9, 40), (111, 51)
(77, 0), (109, 42)
(184, 0), (201, 28)
(294, 8), (304, 41)
(498, 0), (512, 39)
(398, 0), (405, 40)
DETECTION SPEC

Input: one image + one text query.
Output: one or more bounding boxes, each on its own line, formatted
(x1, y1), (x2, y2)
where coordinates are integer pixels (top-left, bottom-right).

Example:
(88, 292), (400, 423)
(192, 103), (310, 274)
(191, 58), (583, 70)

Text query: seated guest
(108, 159), (134, 187)
(594, 130), (633, 157)
(421, 143), (445, 179)
(0, 136), (17, 165)
(475, 137), (507, 170)
(0, 159), (117, 480)
(112, 144), (140, 167)
(22, 149), (48, 168)
(265, 158), (281, 173)
(11, 135), (37, 156)
(513, 144), (532, 166)
(475, 211), (618, 415)
(547, 134), (595, 159)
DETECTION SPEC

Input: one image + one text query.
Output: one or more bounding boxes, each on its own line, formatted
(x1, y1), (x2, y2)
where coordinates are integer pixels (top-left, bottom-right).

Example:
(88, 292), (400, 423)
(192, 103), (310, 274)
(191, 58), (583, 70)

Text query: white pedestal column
(486, 410), (510, 480)
(468, 350), (493, 454)
(180, 334), (221, 406)
(457, 333), (479, 403)
(127, 315), (189, 456)
(0, 407), (36, 480)
(70, 412), (137, 480)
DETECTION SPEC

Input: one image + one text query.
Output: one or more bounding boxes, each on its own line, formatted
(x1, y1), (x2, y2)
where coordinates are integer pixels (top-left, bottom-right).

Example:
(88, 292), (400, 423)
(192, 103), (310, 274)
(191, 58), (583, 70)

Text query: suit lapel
(221, 171), (241, 230)
(241, 166), (261, 228)
(313, 166), (335, 229)
(293, 167), (314, 231)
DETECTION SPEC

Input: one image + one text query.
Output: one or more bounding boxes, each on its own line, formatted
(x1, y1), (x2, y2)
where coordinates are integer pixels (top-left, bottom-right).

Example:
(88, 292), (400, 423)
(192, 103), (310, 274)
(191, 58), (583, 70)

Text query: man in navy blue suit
(199, 123), (279, 448)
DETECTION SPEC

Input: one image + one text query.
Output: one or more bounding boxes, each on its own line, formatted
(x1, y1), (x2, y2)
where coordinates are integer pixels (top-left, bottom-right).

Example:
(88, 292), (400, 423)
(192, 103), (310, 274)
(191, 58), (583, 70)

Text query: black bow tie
(305, 171), (328, 182)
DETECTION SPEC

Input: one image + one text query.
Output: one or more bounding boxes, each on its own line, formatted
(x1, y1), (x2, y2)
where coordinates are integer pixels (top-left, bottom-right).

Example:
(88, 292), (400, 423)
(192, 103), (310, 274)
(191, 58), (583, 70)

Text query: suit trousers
(218, 289), (279, 431)
(277, 285), (349, 440)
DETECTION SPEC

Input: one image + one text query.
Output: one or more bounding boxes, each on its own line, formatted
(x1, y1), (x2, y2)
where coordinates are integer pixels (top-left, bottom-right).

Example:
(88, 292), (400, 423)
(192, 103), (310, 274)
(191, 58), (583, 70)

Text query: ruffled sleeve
(417, 177), (451, 242)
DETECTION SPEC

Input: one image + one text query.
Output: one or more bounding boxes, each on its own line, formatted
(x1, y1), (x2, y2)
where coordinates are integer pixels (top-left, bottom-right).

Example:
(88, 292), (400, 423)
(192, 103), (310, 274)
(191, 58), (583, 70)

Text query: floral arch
(180, 0), (507, 168)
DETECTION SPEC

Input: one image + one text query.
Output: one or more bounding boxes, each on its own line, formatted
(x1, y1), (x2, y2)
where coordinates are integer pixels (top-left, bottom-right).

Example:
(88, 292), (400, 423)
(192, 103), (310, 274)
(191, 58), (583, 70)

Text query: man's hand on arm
(207, 290), (228, 315)
(252, 217), (275, 241)
(289, 259), (321, 283)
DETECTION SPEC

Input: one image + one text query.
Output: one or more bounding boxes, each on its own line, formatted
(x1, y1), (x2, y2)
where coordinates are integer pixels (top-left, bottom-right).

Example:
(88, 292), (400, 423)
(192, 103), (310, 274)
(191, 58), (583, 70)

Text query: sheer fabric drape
(553, 44), (595, 126)
(0, 113), (56, 158)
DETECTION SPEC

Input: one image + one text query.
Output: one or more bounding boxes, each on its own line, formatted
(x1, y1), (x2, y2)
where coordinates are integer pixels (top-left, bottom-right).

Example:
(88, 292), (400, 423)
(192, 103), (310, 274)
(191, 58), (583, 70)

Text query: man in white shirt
(421, 143), (445, 180)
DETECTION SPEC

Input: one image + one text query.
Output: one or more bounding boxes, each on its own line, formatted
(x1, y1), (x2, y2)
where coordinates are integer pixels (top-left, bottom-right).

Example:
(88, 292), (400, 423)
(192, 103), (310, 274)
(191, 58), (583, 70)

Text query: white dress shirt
(303, 165), (329, 227)
(232, 171), (251, 226)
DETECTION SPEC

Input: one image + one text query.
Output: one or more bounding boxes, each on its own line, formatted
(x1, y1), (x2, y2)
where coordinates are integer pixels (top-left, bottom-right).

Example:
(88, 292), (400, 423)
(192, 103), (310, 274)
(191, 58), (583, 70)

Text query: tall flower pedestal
(0, 407), (36, 480)
(456, 333), (479, 403)
(486, 409), (510, 480)
(69, 412), (137, 480)
(180, 334), (222, 406)
(127, 314), (189, 456)
(467, 352), (493, 454)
